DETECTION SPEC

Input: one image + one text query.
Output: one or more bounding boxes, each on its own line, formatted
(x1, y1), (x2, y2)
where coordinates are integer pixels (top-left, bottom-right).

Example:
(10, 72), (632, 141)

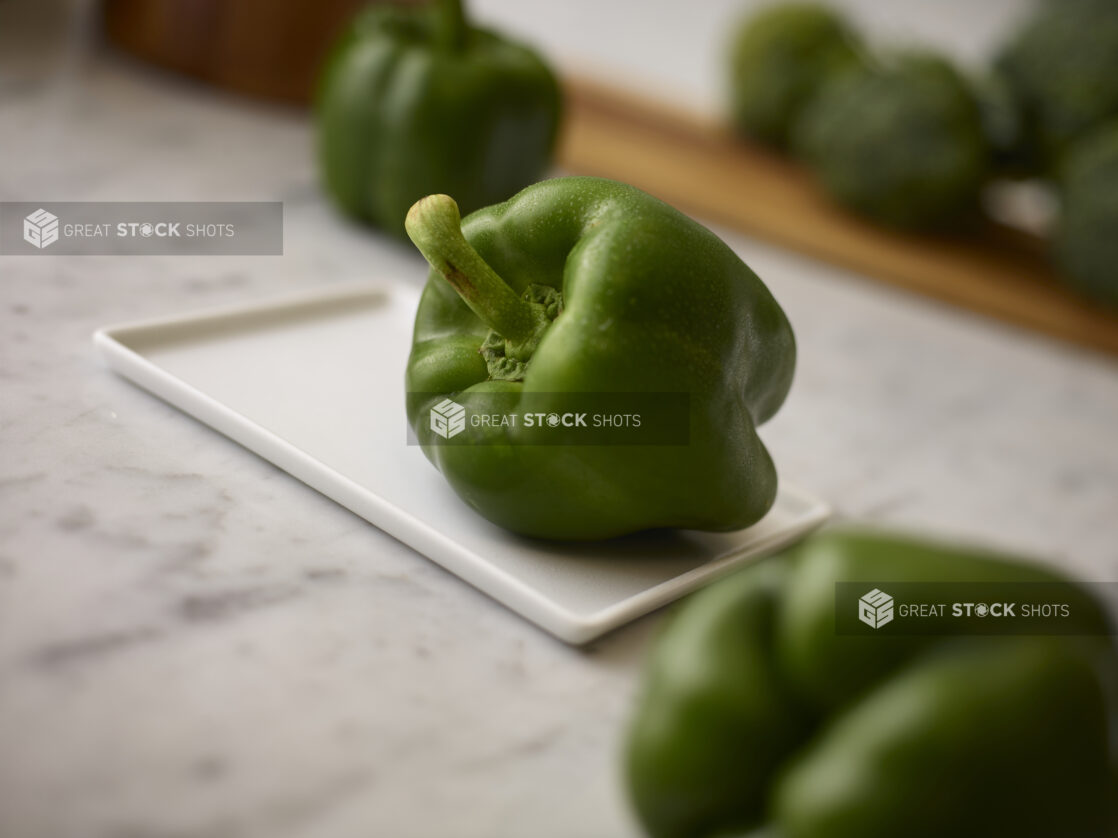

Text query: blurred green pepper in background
(1055, 122), (1118, 308)
(994, 0), (1118, 171)
(316, 0), (561, 238)
(626, 530), (1118, 838)
(728, 3), (862, 148)
(794, 53), (988, 229)
(974, 70), (1033, 178)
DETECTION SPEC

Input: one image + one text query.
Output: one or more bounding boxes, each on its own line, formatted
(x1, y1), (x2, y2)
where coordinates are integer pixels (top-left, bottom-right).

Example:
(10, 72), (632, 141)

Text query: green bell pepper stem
(435, 0), (467, 51)
(406, 194), (538, 344)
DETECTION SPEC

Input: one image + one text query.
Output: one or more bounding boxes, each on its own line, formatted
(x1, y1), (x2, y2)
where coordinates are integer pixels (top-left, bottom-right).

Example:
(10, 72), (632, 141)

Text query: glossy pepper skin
(404, 177), (796, 540)
(316, 0), (560, 239)
(626, 530), (1118, 838)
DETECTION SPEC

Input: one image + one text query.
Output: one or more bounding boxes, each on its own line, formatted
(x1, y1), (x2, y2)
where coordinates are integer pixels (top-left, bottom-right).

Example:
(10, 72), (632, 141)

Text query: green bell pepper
(728, 3), (863, 148)
(316, 0), (561, 238)
(626, 530), (1118, 838)
(404, 177), (796, 540)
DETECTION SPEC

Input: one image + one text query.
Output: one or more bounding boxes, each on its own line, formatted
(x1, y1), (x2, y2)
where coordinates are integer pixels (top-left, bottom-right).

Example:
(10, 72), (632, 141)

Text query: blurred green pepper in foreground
(728, 3), (862, 148)
(1055, 122), (1118, 308)
(626, 530), (1118, 838)
(316, 0), (561, 239)
(794, 53), (988, 229)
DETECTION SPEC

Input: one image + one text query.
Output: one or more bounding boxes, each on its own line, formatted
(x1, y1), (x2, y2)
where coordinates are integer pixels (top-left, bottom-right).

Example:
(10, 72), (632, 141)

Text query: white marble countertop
(1, 2), (1116, 837)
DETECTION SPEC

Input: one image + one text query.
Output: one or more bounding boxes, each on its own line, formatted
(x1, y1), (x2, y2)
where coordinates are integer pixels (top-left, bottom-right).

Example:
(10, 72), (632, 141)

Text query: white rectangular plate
(94, 281), (829, 644)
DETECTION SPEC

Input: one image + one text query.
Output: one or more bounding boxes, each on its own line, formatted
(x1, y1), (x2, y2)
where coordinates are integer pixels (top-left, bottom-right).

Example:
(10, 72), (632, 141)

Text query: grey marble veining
(2, 2), (1117, 837)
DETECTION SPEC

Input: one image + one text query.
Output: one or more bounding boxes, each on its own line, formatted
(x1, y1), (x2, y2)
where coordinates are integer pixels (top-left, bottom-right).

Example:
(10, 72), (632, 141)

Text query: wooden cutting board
(558, 77), (1118, 358)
